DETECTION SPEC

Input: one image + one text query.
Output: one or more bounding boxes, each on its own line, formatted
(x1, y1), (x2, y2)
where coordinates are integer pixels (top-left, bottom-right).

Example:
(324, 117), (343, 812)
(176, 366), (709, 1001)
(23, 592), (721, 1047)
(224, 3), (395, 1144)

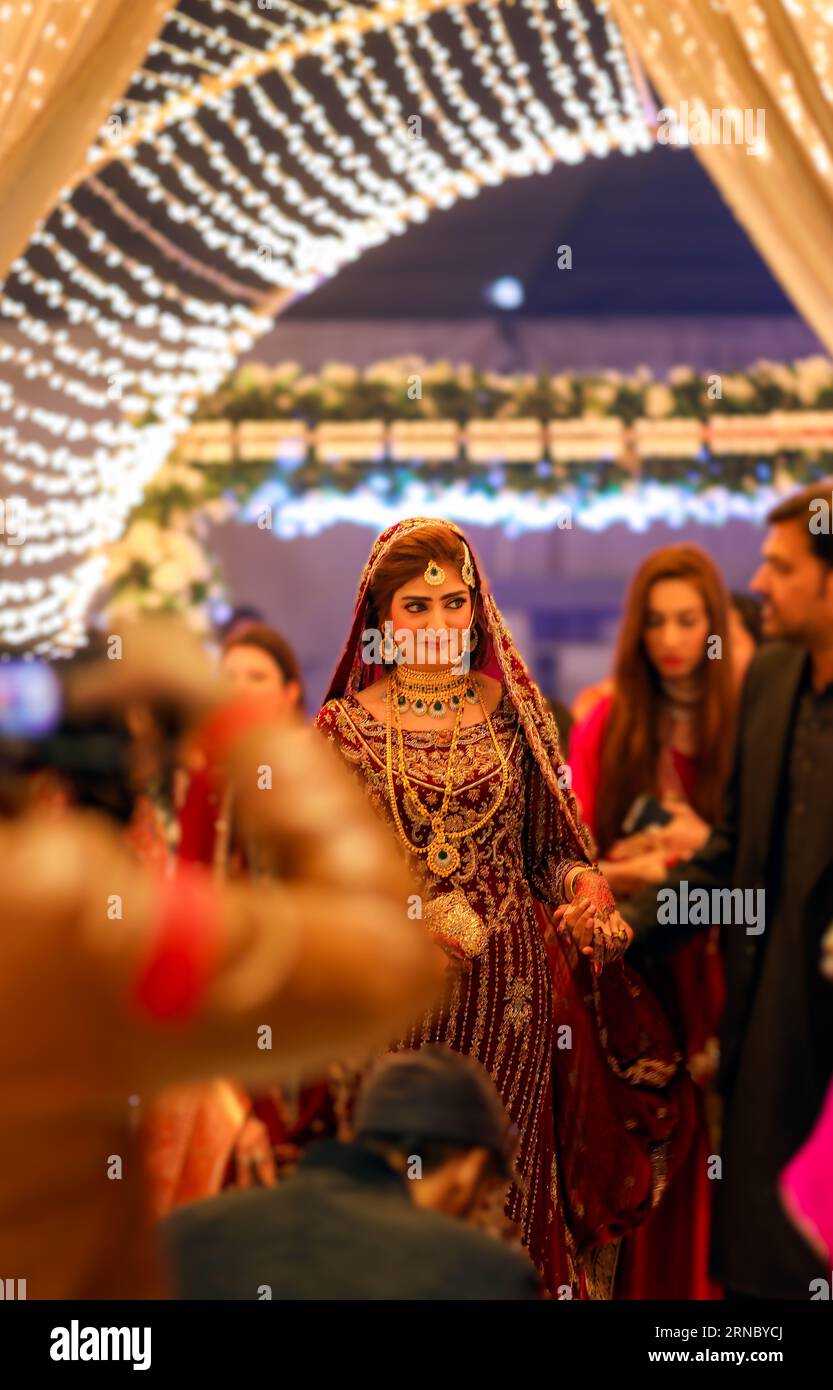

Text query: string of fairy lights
(0, 0), (653, 651)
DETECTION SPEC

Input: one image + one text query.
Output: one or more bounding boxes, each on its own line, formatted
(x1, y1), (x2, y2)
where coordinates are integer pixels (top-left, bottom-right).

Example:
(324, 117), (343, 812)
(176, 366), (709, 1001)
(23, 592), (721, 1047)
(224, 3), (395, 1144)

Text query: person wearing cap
(163, 1045), (540, 1300)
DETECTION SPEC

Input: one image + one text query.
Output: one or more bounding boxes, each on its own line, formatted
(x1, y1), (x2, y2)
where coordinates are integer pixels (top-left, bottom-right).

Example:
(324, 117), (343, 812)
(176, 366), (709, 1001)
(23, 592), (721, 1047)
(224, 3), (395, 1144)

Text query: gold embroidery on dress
(649, 1138), (671, 1207)
(608, 1056), (680, 1086)
(580, 968), (683, 1087)
(504, 976), (534, 1032)
(334, 694), (520, 791)
(550, 1153), (579, 1293)
(581, 1240), (621, 1301)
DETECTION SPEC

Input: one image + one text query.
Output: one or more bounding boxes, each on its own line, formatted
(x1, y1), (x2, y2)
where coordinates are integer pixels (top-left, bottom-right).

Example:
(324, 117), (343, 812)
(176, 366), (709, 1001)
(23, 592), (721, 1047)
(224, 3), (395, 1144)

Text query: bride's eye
(404, 600), (428, 613)
(445, 597), (465, 610)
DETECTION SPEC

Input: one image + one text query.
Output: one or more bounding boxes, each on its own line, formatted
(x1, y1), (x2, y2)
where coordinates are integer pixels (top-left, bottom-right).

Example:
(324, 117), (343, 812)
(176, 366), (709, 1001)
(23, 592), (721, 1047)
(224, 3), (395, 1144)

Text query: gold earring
(380, 622), (400, 663)
(424, 560), (445, 586)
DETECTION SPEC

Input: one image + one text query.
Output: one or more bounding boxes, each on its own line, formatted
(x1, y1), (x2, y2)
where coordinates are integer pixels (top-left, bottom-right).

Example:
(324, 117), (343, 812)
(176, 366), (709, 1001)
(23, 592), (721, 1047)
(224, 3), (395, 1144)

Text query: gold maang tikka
(425, 545), (475, 589)
(461, 544), (475, 588)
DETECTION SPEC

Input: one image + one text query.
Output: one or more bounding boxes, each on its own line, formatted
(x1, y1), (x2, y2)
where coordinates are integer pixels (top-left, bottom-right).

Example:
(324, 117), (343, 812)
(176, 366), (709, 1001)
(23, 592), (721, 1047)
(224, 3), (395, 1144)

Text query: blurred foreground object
(0, 621), (440, 1298)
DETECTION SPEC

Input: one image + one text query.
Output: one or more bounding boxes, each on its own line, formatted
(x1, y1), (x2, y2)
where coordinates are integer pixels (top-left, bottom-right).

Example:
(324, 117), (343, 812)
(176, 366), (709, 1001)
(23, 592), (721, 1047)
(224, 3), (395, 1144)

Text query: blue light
(276, 451), (303, 473)
(211, 598), (233, 626)
(485, 276), (524, 311)
(0, 662), (62, 738)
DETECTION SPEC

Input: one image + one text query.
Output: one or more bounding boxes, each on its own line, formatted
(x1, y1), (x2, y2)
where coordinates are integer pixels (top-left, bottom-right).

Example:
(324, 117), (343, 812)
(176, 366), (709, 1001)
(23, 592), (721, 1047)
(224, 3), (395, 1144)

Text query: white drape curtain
(609, 0), (833, 356)
(0, 0), (169, 279)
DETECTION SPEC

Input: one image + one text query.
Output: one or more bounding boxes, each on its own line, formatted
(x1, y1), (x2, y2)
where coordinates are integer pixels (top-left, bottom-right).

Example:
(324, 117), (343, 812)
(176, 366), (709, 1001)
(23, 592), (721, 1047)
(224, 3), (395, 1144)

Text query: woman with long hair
(568, 544), (735, 1299)
(315, 517), (693, 1296)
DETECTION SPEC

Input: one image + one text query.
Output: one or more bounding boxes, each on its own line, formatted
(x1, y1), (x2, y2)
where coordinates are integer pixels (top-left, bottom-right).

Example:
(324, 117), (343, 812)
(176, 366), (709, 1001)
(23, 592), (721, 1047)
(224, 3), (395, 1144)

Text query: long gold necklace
(384, 665), (510, 877)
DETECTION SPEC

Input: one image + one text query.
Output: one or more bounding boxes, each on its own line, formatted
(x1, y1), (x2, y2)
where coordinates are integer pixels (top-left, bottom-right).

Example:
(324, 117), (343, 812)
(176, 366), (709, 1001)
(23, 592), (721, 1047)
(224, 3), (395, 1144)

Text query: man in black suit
(622, 481), (833, 1300)
(164, 1045), (540, 1300)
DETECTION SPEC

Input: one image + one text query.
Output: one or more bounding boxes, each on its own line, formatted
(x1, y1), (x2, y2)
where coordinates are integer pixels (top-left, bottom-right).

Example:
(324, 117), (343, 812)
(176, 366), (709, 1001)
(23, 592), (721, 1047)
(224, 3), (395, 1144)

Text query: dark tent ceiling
(285, 144), (793, 320)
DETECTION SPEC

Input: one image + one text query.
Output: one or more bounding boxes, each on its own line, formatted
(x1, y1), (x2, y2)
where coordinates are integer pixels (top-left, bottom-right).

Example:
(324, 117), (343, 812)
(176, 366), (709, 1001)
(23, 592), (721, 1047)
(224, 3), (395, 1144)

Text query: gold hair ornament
(461, 544), (475, 588)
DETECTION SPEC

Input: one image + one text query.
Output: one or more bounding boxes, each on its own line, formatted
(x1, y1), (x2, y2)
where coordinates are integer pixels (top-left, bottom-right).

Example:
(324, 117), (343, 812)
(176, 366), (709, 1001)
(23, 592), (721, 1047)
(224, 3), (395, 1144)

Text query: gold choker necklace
(387, 667), (480, 719)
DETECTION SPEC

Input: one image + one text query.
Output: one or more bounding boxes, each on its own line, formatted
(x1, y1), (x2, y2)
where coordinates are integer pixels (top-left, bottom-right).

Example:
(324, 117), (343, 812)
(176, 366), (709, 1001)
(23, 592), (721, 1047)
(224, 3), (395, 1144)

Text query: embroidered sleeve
(313, 699), (342, 742)
(522, 743), (593, 906)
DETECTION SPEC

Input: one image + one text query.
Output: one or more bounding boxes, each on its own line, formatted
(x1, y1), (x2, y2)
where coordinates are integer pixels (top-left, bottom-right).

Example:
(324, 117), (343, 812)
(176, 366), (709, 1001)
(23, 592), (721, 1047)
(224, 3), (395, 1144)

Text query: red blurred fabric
(130, 865), (221, 1024)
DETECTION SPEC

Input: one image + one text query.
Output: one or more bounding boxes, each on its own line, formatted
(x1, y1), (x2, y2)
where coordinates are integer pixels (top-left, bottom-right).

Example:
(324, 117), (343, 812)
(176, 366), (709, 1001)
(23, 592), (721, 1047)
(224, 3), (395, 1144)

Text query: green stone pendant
(427, 837), (460, 877)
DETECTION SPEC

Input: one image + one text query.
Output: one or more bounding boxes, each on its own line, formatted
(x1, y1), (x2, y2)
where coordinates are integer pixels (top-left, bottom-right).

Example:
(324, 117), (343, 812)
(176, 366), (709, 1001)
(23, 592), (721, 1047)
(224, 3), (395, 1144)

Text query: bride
(315, 517), (644, 1294)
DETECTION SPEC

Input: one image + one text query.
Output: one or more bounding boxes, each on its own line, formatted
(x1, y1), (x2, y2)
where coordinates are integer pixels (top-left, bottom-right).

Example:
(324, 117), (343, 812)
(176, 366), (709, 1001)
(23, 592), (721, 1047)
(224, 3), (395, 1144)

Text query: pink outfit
(781, 1076), (833, 1261)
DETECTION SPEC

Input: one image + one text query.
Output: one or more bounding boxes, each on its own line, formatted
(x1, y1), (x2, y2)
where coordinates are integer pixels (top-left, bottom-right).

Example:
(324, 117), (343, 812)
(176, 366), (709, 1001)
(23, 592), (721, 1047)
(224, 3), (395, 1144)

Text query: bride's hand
(552, 895), (595, 953)
(553, 884), (631, 973)
(588, 908), (633, 973)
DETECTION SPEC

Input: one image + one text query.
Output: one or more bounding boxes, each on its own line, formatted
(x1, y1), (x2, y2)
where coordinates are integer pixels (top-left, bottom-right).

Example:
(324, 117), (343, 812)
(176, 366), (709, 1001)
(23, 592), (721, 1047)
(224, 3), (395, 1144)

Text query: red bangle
(130, 866), (221, 1024)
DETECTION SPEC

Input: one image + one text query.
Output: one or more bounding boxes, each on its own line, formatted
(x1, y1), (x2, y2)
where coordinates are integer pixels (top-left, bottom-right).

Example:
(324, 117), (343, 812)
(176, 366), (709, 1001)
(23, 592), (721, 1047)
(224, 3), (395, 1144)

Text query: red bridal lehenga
(316, 518), (695, 1297)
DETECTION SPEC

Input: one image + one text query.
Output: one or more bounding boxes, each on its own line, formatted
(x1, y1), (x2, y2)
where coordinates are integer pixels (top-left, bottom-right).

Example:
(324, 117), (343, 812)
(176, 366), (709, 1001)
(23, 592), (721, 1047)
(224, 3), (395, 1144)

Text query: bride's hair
(367, 523), (488, 670)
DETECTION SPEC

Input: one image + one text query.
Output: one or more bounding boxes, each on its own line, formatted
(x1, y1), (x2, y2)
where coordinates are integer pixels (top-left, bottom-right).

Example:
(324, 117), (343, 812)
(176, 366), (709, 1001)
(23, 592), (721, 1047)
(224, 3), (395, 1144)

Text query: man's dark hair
(361, 1133), (502, 1179)
(730, 592), (763, 645)
(29, 643), (138, 824)
(767, 479), (833, 568)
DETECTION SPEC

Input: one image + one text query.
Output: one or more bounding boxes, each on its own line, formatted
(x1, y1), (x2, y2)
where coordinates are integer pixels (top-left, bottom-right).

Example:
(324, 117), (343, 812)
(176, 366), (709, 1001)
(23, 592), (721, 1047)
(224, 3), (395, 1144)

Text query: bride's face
(388, 568), (473, 663)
